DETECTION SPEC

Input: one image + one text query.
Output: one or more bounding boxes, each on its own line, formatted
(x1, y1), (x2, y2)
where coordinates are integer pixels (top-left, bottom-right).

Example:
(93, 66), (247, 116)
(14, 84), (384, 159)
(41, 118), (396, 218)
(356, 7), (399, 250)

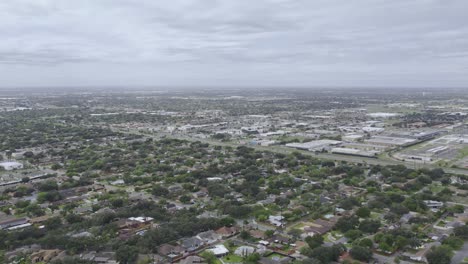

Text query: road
(451, 241), (468, 264)
(109, 127), (468, 176)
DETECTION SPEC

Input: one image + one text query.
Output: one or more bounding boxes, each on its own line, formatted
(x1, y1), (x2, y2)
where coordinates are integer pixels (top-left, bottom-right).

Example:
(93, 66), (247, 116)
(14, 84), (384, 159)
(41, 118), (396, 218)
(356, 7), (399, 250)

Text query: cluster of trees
(426, 224), (468, 264)
(0, 199), (231, 260)
(301, 244), (346, 263)
(0, 109), (120, 152)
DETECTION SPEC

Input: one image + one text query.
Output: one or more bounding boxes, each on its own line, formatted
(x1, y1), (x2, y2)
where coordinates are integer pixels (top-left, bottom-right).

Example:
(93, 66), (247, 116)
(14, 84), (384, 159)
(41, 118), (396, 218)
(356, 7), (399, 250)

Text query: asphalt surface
(451, 242), (468, 264)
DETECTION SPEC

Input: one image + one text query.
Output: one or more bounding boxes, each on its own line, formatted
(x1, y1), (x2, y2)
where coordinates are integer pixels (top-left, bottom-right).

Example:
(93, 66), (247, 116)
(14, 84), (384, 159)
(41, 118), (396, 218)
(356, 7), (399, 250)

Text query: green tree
(152, 185), (169, 197)
(116, 245), (138, 264)
(179, 195), (191, 204)
(21, 177), (30, 183)
(37, 191), (62, 203)
(305, 235), (324, 249)
(308, 244), (345, 263)
(358, 238), (373, 249)
(426, 246), (453, 264)
(240, 230), (251, 240)
(453, 225), (468, 239)
(359, 219), (381, 233)
(201, 251), (217, 264)
(350, 246), (373, 262)
(335, 215), (359, 233)
(38, 180), (59, 192)
(244, 253), (261, 264)
(264, 230), (274, 238)
(220, 217), (235, 227)
(447, 205), (464, 214)
(442, 236), (464, 250)
(344, 229), (363, 241)
(356, 207), (371, 218)
(289, 228), (302, 240)
(301, 258), (322, 264)
(44, 216), (63, 229)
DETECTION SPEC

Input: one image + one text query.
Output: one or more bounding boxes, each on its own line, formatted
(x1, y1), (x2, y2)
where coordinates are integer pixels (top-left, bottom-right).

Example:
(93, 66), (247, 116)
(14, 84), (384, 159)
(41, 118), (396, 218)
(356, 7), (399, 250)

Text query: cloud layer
(1, 0), (468, 87)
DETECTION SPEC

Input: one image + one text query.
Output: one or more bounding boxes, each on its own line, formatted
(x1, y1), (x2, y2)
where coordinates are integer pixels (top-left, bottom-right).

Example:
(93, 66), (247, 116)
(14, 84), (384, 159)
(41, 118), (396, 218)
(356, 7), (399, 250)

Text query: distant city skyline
(1, 0), (468, 88)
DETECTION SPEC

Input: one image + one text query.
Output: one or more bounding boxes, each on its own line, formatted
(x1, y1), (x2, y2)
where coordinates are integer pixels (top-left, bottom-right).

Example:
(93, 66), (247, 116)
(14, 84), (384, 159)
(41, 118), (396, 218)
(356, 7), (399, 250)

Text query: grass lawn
(200, 251), (223, 264)
(435, 160), (450, 167)
(370, 212), (382, 220)
(324, 233), (334, 243)
(288, 222), (306, 230)
(325, 231), (345, 243)
(458, 147), (468, 158)
(222, 254), (244, 263)
(429, 184), (445, 193)
(268, 253), (284, 259)
(223, 242), (238, 251)
(330, 231), (344, 238)
(453, 195), (468, 206)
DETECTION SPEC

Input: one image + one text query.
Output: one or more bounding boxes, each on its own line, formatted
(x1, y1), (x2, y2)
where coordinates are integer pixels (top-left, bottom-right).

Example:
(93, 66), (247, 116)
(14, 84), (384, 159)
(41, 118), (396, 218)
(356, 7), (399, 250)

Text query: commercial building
(331, 148), (379, 158)
(286, 140), (341, 152)
(365, 136), (418, 147)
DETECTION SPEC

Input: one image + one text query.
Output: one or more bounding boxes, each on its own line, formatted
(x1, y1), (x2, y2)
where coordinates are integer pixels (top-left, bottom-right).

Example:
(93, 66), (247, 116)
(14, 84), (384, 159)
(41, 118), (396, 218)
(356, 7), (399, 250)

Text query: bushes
(355, 207), (371, 218)
(344, 230), (363, 241)
(303, 244), (345, 263)
(426, 245), (453, 264)
(335, 215), (359, 233)
(305, 235), (324, 249)
(359, 219), (381, 233)
(350, 246), (373, 262)
(442, 236), (464, 250)
(453, 225), (468, 239)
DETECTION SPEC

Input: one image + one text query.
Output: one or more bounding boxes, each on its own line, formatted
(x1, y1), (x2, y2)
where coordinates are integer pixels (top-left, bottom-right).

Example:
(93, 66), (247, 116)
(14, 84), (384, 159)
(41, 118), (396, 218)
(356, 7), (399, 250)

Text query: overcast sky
(1, 0), (468, 88)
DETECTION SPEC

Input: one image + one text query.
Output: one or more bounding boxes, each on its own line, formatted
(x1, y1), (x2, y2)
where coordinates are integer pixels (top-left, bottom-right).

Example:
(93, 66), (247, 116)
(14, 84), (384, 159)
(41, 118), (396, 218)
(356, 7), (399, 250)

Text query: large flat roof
(0, 161), (23, 166)
(286, 140), (341, 149)
(366, 136), (417, 146)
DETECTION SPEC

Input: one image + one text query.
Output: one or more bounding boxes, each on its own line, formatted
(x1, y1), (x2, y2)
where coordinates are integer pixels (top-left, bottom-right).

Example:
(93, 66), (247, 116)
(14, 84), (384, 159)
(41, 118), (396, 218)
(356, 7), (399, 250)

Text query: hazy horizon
(1, 0), (468, 88)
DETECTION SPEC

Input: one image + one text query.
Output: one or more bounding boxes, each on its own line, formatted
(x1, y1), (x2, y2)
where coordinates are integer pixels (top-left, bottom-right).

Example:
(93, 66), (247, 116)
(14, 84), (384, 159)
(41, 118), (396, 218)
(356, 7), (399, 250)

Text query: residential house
(197, 230), (221, 244)
(424, 200), (444, 212)
(80, 251), (118, 263)
(269, 234), (290, 245)
(301, 219), (335, 238)
(269, 215), (284, 227)
(234, 246), (255, 257)
(215, 226), (239, 238)
(179, 255), (206, 264)
(31, 249), (62, 263)
(249, 230), (266, 240)
(180, 237), (204, 252)
(0, 217), (30, 230)
(158, 244), (185, 260)
(206, 244), (229, 257)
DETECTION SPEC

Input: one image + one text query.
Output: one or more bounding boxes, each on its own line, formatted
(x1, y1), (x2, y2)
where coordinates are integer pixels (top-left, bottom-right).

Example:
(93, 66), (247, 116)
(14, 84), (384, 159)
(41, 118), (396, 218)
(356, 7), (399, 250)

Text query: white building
(0, 161), (24, 171)
(234, 246), (255, 257)
(268, 215), (284, 227)
(285, 140), (341, 152)
(207, 244), (229, 257)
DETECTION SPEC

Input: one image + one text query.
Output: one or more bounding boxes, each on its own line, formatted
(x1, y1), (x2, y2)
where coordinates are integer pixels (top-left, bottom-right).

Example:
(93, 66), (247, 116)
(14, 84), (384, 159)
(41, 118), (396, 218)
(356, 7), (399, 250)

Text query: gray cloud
(0, 0), (467, 87)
